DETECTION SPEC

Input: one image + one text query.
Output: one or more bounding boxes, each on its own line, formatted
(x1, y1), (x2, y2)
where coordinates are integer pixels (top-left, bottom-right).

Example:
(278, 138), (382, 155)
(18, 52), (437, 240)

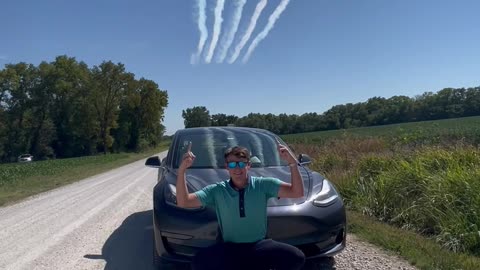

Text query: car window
(173, 129), (289, 169)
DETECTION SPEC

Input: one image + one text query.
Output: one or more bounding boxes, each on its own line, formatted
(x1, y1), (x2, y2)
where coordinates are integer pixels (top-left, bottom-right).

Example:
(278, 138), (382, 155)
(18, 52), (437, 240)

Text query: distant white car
(18, 154), (33, 163)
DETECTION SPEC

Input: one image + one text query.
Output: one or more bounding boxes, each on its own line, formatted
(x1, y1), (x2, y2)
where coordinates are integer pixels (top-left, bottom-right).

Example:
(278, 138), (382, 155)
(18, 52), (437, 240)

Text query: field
(283, 116), (480, 145)
(0, 141), (170, 206)
(282, 116), (480, 269)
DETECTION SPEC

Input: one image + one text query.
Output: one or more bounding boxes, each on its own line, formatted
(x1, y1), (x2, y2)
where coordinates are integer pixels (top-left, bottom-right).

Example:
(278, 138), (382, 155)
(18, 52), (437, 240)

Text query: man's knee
(284, 246), (305, 268)
(256, 240), (306, 269)
(191, 243), (227, 270)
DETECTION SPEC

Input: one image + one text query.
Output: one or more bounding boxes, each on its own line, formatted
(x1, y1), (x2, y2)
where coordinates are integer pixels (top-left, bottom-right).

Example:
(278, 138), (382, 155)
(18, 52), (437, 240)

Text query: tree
(0, 63), (39, 161)
(182, 106), (211, 128)
(28, 61), (56, 159)
(0, 56), (169, 163)
(211, 113), (238, 126)
(115, 78), (168, 151)
(90, 61), (133, 154)
(465, 87), (480, 116)
(48, 55), (97, 157)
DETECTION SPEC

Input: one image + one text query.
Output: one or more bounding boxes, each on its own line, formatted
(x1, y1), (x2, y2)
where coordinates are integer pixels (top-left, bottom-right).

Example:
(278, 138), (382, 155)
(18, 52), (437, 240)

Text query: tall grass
(283, 116), (480, 257)
(348, 148), (480, 255)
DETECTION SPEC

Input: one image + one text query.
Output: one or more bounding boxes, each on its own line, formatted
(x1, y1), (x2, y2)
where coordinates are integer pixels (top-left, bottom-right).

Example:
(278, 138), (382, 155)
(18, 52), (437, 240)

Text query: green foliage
(0, 154), (123, 184)
(283, 116), (480, 147)
(348, 211), (480, 270)
(347, 149), (480, 255)
(182, 106), (211, 128)
(282, 119), (480, 256)
(0, 55), (169, 162)
(185, 87), (480, 135)
(0, 140), (170, 206)
(210, 113), (238, 126)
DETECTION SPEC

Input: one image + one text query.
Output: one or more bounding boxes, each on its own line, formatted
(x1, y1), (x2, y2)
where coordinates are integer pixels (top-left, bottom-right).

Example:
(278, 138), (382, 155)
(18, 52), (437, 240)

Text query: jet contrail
(191, 0), (208, 65)
(228, 0), (268, 64)
(242, 0), (290, 63)
(205, 0), (226, 63)
(215, 0), (247, 63)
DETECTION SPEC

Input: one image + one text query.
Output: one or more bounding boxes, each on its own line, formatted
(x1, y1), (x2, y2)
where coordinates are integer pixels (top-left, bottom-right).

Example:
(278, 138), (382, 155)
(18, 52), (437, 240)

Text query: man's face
(225, 155), (250, 181)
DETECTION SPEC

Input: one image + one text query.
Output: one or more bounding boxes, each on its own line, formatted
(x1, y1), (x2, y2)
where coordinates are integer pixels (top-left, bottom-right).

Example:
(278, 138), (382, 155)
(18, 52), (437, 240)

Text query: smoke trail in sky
(191, 0), (208, 65)
(228, 0), (268, 64)
(242, 0), (290, 63)
(205, 0), (226, 63)
(215, 0), (247, 63)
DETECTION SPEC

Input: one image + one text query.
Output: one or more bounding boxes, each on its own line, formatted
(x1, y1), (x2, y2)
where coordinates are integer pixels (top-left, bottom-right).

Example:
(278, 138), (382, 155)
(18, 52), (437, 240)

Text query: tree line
(182, 87), (480, 134)
(0, 55), (168, 162)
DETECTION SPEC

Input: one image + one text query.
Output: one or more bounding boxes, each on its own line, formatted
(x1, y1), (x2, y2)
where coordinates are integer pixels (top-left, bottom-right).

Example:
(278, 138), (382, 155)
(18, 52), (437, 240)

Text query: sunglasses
(227, 161), (249, 169)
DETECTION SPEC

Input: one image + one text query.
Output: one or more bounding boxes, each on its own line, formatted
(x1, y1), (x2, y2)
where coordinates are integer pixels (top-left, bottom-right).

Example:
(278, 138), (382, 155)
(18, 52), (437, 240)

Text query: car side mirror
(145, 156), (161, 168)
(298, 154), (312, 165)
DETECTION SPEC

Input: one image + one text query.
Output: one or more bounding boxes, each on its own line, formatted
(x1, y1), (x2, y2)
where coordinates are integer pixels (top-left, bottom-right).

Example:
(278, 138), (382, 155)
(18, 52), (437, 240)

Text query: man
(176, 140), (306, 270)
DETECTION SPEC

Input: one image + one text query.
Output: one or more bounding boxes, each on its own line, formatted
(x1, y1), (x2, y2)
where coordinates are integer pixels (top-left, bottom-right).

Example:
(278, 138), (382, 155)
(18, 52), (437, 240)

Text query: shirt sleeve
(193, 184), (217, 207)
(260, 177), (283, 199)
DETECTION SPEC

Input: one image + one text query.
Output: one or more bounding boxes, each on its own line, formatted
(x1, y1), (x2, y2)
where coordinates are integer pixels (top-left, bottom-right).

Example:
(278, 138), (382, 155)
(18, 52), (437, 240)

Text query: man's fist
(276, 138), (297, 165)
(179, 141), (195, 171)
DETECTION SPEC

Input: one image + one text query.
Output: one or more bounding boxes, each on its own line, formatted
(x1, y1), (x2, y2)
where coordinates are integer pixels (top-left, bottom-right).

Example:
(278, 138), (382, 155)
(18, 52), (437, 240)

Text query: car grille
(266, 216), (322, 240)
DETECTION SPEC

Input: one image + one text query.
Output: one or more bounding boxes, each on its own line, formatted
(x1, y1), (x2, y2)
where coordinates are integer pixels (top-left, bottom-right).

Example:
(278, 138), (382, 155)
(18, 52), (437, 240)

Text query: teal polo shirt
(194, 176), (283, 243)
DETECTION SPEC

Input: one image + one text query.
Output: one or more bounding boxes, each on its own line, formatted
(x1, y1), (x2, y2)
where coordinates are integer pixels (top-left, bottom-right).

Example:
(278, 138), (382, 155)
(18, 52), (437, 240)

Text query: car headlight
(164, 184), (202, 210)
(312, 179), (339, 207)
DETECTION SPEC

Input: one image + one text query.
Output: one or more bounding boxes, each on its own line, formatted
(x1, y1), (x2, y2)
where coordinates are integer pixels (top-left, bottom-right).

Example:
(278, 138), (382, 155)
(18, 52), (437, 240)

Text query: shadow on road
(84, 210), (156, 270)
(83, 209), (335, 270)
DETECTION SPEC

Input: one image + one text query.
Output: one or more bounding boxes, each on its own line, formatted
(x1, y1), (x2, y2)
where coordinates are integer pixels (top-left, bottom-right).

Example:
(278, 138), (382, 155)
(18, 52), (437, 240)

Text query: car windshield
(173, 129), (290, 169)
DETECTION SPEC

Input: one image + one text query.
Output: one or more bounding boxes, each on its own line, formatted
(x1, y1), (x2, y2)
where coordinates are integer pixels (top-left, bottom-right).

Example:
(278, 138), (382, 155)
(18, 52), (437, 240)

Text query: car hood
(173, 167), (311, 206)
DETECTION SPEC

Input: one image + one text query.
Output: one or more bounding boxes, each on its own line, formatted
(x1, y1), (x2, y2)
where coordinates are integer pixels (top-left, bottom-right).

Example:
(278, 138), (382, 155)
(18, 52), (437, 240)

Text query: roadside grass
(0, 141), (170, 206)
(282, 116), (480, 269)
(348, 211), (480, 270)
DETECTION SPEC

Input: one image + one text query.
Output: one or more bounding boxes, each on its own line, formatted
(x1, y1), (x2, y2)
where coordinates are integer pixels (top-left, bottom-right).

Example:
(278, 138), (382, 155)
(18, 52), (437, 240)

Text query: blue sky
(2, 0), (480, 135)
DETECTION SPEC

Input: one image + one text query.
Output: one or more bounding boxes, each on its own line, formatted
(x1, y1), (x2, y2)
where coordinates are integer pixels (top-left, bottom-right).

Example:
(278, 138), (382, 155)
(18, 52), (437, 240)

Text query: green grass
(0, 141), (170, 206)
(282, 116), (480, 146)
(281, 116), (480, 269)
(346, 148), (480, 255)
(348, 211), (480, 270)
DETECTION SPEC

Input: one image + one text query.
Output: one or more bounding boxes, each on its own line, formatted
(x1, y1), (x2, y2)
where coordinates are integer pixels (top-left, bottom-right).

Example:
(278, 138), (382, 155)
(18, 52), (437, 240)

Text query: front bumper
(153, 194), (347, 264)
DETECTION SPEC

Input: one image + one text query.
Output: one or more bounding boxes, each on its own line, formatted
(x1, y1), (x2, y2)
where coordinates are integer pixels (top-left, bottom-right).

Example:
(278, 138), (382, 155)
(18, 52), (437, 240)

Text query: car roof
(174, 126), (275, 136)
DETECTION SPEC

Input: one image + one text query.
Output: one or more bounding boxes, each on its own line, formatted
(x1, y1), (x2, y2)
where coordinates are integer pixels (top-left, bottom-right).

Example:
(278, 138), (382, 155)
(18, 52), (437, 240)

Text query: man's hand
(176, 141), (202, 208)
(276, 137), (304, 198)
(276, 138), (297, 165)
(179, 141), (195, 171)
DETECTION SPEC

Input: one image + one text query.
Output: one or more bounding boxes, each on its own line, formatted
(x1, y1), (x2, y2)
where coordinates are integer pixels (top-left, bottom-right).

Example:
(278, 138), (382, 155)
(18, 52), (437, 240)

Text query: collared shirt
(194, 176), (283, 243)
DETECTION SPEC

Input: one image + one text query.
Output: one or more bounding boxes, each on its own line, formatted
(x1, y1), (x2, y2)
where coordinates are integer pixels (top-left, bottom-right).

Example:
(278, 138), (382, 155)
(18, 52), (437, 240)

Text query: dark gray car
(145, 127), (346, 269)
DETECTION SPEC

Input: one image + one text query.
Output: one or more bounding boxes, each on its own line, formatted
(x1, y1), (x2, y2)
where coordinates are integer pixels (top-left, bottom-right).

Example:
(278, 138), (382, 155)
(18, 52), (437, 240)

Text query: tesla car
(145, 127), (346, 269)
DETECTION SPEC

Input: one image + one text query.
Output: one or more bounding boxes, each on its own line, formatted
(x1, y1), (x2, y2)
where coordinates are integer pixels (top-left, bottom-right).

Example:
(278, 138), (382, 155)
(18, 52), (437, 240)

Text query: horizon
(2, 0), (480, 135)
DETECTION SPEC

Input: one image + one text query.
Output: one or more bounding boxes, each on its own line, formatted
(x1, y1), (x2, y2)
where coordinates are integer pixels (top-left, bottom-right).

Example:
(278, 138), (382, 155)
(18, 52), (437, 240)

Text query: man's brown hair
(224, 146), (250, 161)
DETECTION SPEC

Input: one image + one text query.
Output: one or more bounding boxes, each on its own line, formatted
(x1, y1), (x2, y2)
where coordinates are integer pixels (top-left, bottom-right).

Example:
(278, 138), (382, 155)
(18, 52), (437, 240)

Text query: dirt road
(0, 151), (417, 270)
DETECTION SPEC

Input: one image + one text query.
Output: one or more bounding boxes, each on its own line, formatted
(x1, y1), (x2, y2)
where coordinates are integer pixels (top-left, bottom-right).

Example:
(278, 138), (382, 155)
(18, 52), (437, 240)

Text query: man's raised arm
(176, 142), (202, 208)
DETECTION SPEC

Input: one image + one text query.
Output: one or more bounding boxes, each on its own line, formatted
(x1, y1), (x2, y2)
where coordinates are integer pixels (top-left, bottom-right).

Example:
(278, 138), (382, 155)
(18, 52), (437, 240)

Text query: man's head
(224, 146), (251, 183)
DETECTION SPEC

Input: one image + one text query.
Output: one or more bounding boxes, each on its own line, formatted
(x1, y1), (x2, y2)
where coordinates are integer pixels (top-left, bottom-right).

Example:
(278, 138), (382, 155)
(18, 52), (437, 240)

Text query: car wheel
(303, 256), (335, 270)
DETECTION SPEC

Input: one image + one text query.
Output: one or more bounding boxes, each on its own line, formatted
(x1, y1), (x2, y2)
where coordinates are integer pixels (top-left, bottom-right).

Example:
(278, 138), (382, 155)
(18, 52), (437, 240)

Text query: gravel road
(0, 151), (418, 270)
